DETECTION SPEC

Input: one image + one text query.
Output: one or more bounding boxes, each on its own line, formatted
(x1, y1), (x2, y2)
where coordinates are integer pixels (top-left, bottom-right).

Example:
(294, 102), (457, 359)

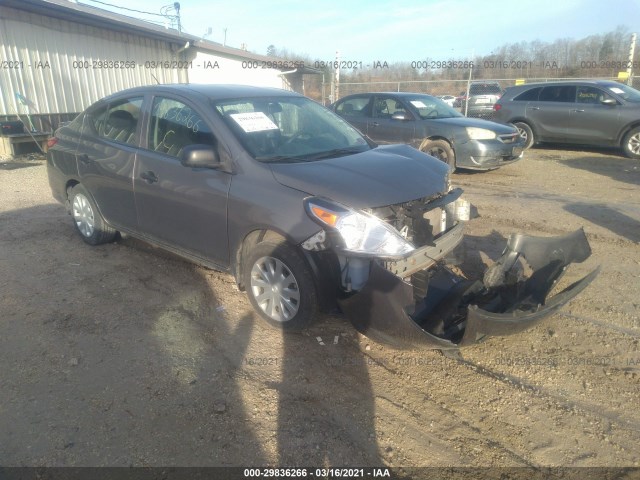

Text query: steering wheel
(284, 131), (312, 145)
(423, 109), (438, 118)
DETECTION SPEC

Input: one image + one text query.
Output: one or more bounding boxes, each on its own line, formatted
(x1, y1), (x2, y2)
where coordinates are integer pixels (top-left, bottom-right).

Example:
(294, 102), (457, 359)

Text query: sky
(81, 0), (640, 62)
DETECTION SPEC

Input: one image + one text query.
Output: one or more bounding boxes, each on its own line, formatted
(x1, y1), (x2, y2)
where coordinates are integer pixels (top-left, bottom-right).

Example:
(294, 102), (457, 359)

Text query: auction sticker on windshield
(230, 112), (278, 132)
(410, 100), (428, 108)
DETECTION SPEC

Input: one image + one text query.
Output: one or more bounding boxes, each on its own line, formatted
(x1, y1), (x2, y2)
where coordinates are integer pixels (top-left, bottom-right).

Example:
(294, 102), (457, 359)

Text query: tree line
(265, 26), (637, 101)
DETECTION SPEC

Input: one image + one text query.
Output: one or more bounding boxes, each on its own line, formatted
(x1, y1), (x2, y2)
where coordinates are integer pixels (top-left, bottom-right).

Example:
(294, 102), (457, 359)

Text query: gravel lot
(0, 147), (639, 473)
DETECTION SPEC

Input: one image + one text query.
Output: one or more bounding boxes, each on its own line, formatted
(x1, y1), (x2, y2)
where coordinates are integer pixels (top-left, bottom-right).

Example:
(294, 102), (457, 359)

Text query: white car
(438, 95), (456, 107)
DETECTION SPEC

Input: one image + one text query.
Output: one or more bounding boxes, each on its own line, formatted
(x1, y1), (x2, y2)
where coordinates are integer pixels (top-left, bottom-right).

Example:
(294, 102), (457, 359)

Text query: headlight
(466, 127), (496, 140)
(304, 198), (414, 257)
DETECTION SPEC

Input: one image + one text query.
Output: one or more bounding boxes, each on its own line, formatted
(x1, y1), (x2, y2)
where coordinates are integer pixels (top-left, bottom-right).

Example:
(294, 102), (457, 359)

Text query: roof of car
(101, 84), (302, 103)
(339, 92), (436, 98)
(506, 79), (622, 89)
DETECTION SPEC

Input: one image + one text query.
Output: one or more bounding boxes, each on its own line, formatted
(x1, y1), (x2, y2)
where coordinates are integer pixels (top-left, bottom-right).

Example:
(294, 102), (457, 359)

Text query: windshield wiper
(254, 154), (307, 163)
(303, 147), (367, 160)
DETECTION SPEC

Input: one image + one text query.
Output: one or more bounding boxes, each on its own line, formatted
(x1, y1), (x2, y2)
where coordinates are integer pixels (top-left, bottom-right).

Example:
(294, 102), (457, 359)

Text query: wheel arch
(234, 228), (338, 313)
(510, 118), (536, 135)
(64, 179), (81, 213)
(416, 135), (454, 151)
(617, 121), (640, 145)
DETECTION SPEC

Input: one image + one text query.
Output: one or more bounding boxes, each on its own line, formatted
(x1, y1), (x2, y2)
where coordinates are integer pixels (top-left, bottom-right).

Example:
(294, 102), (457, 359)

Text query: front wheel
(69, 184), (117, 245)
(420, 139), (456, 171)
(513, 122), (535, 149)
(242, 241), (318, 330)
(622, 127), (640, 159)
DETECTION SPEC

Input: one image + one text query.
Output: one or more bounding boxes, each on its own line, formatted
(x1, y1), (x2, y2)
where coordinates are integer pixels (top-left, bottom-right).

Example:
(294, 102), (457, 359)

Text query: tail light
(47, 137), (58, 148)
(493, 104), (502, 111)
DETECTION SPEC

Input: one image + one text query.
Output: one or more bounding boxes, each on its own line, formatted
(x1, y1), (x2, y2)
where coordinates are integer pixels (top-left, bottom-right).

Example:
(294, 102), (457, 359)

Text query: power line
(81, 0), (165, 17)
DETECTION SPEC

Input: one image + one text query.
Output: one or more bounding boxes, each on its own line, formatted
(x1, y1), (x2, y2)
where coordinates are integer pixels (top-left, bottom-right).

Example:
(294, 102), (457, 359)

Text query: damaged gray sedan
(47, 84), (598, 351)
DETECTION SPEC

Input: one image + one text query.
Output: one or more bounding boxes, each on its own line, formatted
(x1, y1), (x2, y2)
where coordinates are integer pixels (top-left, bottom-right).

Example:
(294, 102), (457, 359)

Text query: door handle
(79, 154), (92, 164)
(529, 107), (540, 111)
(372, 122), (380, 127)
(572, 109), (585, 113)
(140, 171), (158, 184)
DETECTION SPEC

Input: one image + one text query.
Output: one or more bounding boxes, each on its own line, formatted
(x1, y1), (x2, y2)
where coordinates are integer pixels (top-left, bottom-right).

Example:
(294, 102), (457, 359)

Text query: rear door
(366, 95), (416, 144)
(333, 95), (371, 135)
(526, 85), (575, 141)
(567, 85), (621, 145)
(77, 96), (143, 230)
(134, 94), (232, 266)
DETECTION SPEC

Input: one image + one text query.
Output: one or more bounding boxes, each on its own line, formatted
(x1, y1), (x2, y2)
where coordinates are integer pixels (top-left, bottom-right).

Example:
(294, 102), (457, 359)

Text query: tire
(242, 241), (318, 330)
(420, 139), (456, 171)
(513, 122), (534, 149)
(68, 184), (117, 245)
(622, 127), (640, 159)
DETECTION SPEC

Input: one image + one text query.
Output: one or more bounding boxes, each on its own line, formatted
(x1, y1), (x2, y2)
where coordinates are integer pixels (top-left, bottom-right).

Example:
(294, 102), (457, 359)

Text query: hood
(430, 116), (517, 134)
(269, 145), (449, 209)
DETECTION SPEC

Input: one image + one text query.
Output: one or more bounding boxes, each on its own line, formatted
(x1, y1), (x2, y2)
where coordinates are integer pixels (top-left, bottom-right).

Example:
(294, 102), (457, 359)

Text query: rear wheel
(69, 184), (117, 245)
(242, 240), (318, 330)
(514, 122), (534, 149)
(622, 127), (640, 159)
(420, 139), (456, 171)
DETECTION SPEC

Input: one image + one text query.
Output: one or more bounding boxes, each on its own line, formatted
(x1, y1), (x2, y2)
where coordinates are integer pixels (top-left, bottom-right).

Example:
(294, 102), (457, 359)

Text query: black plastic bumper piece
(338, 228), (599, 350)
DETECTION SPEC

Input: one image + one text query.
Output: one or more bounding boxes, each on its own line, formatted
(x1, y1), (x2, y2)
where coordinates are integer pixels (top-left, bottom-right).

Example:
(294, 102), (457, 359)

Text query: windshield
(405, 95), (463, 120)
(213, 96), (370, 162)
(606, 83), (640, 103)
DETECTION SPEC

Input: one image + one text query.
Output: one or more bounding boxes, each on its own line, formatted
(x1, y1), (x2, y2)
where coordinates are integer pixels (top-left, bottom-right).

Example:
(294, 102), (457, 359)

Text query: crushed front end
(302, 189), (599, 350)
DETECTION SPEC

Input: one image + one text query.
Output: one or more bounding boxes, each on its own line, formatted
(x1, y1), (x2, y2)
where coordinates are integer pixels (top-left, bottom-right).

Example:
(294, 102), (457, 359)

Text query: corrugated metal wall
(0, 6), (187, 117)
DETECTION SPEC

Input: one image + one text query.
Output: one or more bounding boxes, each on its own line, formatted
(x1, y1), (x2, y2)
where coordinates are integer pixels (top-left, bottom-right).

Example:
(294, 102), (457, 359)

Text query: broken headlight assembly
(304, 197), (415, 258)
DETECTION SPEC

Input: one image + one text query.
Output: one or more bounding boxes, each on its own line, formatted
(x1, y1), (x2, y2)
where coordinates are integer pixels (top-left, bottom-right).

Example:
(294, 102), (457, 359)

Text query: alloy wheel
(627, 132), (640, 156)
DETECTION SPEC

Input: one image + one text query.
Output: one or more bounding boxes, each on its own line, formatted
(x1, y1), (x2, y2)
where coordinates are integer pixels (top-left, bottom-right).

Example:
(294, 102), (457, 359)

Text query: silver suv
(493, 80), (640, 158)
(461, 82), (503, 119)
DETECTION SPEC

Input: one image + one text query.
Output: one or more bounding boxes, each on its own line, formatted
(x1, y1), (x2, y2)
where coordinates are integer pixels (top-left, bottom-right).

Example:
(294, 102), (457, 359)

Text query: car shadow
(532, 143), (627, 158)
(0, 203), (383, 466)
(0, 161), (41, 170)
(558, 156), (640, 186)
(116, 234), (384, 466)
(563, 202), (640, 244)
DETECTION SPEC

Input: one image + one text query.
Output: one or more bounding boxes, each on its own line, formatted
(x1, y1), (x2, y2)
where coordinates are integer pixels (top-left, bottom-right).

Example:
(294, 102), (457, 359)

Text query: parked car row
(47, 84), (598, 351)
(493, 80), (640, 158)
(330, 92), (524, 171)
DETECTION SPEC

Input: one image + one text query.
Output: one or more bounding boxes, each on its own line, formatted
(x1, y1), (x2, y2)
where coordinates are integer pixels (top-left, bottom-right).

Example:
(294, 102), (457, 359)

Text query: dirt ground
(0, 146), (639, 473)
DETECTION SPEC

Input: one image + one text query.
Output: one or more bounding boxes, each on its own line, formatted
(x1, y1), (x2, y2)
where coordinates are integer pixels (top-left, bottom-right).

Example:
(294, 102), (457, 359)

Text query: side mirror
(392, 112), (409, 121)
(179, 144), (221, 169)
(601, 98), (618, 106)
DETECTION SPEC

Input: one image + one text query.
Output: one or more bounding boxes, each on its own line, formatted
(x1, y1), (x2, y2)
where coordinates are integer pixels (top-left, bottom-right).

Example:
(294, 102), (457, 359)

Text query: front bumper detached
(338, 228), (599, 350)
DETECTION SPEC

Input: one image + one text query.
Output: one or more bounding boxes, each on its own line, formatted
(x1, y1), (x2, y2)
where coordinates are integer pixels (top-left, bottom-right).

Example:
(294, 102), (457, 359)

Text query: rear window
(513, 87), (542, 101)
(469, 84), (502, 95)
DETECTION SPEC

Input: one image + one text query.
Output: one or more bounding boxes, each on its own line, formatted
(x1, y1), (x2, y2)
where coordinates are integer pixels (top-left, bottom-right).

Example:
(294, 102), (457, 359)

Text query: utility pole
(627, 33), (636, 86)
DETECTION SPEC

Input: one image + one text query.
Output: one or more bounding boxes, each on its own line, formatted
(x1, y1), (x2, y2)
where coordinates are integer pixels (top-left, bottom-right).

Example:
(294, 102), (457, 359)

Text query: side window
(148, 97), (216, 157)
(373, 97), (394, 119)
(513, 87), (542, 101)
(539, 86), (575, 102)
(335, 97), (371, 117)
(101, 97), (143, 145)
(576, 86), (612, 104)
(88, 104), (108, 135)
